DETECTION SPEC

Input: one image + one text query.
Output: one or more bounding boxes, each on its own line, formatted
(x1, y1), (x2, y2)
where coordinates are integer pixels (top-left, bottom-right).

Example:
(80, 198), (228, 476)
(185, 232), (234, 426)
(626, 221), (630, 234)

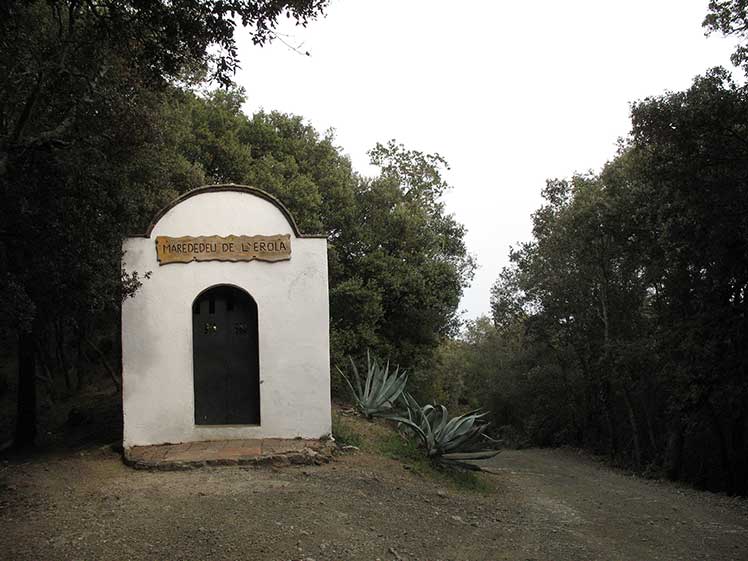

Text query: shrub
(337, 351), (408, 418)
(389, 393), (501, 469)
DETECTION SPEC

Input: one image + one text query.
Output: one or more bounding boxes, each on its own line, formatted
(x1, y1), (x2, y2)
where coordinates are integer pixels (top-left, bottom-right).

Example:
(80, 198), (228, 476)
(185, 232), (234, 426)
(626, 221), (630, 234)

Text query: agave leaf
(363, 350), (374, 402)
(369, 358), (386, 407)
(337, 366), (362, 409)
(421, 404), (435, 421)
(403, 392), (420, 416)
(440, 416), (475, 443)
(348, 356), (363, 399)
(450, 424), (496, 453)
(379, 372), (408, 407)
(381, 359), (391, 389)
(441, 450), (501, 460)
(392, 367), (408, 392)
(372, 363), (396, 403)
(340, 351), (411, 418)
(442, 410), (486, 442)
(371, 363), (387, 403)
(453, 418), (487, 439)
(436, 459), (484, 471)
(421, 409), (435, 455)
(441, 426), (486, 453)
(371, 364), (407, 412)
(404, 398), (416, 424)
(481, 433), (501, 445)
(392, 390), (500, 466)
(373, 359), (390, 402)
(385, 414), (427, 444)
(434, 405), (449, 437)
(400, 393), (416, 423)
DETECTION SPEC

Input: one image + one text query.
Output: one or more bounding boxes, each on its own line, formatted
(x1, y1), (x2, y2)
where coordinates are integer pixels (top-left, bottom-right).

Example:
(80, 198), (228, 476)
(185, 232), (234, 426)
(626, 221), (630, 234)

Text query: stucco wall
(121, 189), (330, 448)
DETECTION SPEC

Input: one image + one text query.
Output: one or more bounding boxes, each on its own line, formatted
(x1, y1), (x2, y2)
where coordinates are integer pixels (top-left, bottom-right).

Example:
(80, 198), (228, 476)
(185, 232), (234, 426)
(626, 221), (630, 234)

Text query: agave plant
(389, 393), (500, 469)
(337, 351), (409, 418)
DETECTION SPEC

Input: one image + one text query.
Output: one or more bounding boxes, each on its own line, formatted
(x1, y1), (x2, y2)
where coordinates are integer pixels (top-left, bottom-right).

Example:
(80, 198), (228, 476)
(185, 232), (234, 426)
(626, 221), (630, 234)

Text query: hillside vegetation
(2, 1), (747, 497)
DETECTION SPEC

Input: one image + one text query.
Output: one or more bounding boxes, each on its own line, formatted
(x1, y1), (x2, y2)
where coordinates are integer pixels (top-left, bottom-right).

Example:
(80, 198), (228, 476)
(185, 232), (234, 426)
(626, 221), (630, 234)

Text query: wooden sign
(155, 234), (291, 265)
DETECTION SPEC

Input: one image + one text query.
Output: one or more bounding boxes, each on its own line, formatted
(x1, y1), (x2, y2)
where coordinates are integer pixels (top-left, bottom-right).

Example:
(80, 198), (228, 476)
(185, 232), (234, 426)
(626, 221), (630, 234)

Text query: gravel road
(1, 446), (746, 560)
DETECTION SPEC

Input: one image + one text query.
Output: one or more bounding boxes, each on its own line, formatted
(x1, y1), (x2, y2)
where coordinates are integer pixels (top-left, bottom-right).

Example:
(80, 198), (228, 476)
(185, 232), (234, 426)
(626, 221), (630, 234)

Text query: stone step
(124, 438), (335, 470)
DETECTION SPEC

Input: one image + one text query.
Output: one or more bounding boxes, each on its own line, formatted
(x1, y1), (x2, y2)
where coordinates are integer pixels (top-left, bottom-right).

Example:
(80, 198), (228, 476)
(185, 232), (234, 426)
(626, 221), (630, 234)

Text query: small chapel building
(120, 184), (331, 450)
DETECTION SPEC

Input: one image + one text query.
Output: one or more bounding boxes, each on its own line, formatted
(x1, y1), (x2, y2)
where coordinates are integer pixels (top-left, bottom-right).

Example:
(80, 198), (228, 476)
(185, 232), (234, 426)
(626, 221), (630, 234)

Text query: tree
(482, 68), (748, 494)
(489, 174), (652, 458)
(335, 141), (475, 375)
(624, 68), (748, 493)
(162, 91), (476, 389)
(0, 0), (327, 447)
(704, 0), (748, 74)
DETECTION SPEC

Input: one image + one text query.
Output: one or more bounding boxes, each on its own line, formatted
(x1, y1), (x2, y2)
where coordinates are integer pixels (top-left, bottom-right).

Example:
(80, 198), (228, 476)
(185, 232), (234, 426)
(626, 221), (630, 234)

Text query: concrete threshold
(123, 438), (335, 470)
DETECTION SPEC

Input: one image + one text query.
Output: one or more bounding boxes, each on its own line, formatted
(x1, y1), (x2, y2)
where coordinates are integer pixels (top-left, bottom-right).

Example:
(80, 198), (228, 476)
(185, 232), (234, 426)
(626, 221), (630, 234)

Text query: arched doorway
(192, 285), (260, 425)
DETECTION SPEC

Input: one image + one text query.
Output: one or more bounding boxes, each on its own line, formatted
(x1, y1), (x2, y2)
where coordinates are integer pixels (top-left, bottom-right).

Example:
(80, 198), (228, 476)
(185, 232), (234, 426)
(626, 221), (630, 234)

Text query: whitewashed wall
(121, 187), (330, 448)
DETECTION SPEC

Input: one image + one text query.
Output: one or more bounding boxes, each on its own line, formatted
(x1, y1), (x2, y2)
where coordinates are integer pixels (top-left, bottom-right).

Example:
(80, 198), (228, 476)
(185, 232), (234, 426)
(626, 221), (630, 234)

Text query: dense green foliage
(0, 1), (473, 446)
(445, 69), (748, 495)
(4, 1), (744, 501)
(161, 90), (475, 381)
(0, 0), (328, 446)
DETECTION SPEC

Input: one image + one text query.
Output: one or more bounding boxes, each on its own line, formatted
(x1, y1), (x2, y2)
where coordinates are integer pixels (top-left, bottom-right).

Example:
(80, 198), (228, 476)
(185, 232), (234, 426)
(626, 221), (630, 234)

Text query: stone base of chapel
(124, 438), (335, 471)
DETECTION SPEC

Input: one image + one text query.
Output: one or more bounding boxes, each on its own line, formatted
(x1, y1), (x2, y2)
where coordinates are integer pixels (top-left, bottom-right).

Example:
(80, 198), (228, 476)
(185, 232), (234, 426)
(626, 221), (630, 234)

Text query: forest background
(0, 0), (746, 496)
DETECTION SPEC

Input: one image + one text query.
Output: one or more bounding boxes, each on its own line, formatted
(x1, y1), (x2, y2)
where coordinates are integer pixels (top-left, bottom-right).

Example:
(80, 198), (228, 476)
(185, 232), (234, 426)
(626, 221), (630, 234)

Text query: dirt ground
(1, 444), (746, 561)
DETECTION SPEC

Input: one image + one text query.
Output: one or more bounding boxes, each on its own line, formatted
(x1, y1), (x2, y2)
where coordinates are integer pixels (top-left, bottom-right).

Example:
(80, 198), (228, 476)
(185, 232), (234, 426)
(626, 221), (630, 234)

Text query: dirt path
(1, 447), (746, 560)
(483, 449), (748, 560)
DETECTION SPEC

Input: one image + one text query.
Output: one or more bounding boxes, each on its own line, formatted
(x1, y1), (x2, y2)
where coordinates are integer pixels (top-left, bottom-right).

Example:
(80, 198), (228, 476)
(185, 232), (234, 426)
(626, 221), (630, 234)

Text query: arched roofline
(131, 184), (325, 239)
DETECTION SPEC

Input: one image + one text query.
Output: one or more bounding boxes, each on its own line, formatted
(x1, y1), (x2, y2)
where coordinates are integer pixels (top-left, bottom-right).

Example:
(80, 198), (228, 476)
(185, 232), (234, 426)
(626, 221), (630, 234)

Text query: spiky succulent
(337, 351), (409, 418)
(390, 393), (500, 468)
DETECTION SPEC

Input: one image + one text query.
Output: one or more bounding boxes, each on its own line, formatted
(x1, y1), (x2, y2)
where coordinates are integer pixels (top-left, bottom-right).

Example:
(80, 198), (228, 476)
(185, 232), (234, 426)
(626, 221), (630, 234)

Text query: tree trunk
(75, 323), (87, 391)
(706, 401), (733, 493)
(35, 339), (57, 404)
(601, 380), (618, 459)
(643, 396), (660, 464)
(622, 384), (642, 470)
(14, 330), (37, 448)
(54, 319), (72, 391)
(663, 418), (684, 481)
(83, 337), (121, 393)
(730, 409), (747, 496)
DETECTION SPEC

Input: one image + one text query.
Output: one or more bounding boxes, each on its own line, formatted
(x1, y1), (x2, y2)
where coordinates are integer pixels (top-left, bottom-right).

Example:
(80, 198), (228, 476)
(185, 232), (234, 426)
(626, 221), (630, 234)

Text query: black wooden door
(192, 285), (260, 425)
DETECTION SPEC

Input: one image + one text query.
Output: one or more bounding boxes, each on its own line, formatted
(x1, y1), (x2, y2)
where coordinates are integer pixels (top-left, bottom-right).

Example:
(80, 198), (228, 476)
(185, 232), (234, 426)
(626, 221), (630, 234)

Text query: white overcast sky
(235, 1), (737, 319)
